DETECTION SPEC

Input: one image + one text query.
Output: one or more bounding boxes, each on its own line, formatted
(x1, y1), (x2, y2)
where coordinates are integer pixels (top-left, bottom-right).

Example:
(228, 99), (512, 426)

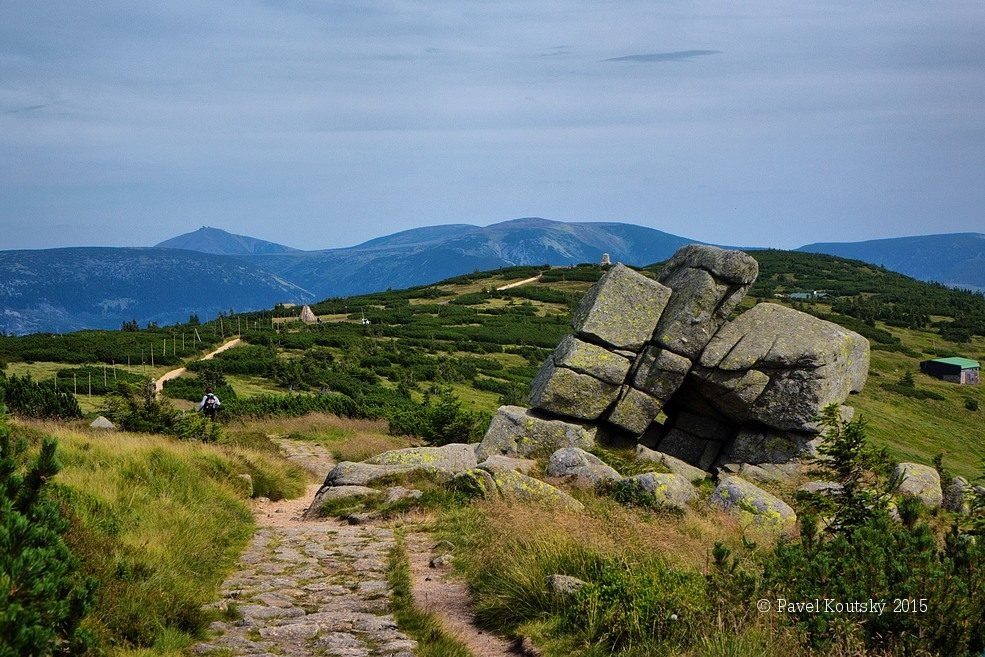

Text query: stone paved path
(193, 440), (416, 657)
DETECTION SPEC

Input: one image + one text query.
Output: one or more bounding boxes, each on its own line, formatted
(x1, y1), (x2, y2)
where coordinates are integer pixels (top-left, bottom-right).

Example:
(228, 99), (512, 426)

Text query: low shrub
(0, 373), (82, 420)
(0, 416), (94, 655)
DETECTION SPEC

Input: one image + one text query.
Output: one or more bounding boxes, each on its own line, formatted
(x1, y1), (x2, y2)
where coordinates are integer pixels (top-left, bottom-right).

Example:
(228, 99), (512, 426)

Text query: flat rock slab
(365, 443), (478, 473)
(635, 444), (708, 482)
(192, 523), (415, 657)
(324, 461), (417, 487)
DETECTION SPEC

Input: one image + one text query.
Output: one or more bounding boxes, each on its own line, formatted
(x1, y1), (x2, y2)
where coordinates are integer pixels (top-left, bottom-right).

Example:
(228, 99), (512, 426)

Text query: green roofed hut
(920, 357), (980, 385)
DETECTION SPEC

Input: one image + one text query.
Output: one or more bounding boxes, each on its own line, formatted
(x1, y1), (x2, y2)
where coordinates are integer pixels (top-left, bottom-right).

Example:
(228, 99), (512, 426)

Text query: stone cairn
(517, 244), (870, 473)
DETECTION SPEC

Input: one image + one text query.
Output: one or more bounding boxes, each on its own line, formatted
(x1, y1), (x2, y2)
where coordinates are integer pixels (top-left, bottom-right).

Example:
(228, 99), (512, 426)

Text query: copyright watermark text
(757, 598), (928, 616)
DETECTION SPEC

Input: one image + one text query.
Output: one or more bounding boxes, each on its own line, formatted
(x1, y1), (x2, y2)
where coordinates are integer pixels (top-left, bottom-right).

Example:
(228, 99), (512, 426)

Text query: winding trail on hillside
(155, 337), (242, 394)
(495, 275), (541, 291)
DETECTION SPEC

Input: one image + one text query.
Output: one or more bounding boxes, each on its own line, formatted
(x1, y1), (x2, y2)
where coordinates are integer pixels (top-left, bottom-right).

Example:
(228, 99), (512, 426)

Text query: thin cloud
(604, 50), (722, 63)
(2, 104), (48, 115)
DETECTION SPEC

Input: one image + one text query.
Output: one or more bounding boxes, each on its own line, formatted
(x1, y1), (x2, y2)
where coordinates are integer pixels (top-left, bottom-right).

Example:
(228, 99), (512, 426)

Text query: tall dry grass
(16, 420), (307, 654)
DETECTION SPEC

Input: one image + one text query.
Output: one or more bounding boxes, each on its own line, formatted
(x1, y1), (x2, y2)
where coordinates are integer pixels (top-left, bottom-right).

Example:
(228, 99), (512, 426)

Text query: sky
(1, 1), (983, 251)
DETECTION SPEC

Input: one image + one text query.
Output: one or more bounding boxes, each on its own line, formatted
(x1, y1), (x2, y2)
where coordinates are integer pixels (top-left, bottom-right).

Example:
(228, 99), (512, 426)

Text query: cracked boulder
(653, 245), (758, 360)
(693, 303), (869, 432)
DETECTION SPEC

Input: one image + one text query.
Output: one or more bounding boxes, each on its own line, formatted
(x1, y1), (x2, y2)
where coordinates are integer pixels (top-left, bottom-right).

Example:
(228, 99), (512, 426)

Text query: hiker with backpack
(198, 388), (221, 420)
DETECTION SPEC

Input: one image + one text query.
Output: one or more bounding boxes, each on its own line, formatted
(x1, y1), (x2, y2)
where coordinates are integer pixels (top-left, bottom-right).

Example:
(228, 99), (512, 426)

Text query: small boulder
(546, 447), (621, 487)
(894, 462), (943, 508)
(384, 486), (424, 504)
(798, 480), (844, 496)
(366, 443), (478, 473)
(571, 263), (672, 351)
(304, 485), (379, 519)
(448, 468), (498, 499)
(546, 574), (587, 595)
(476, 406), (596, 461)
(429, 554), (453, 569)
(324, 461), (416, 487)
(89, 416), (115, 430)
(476, 455), (537, 475)
(634, 445), (708, 482)
(619, 472), (697, 509)
(489, 470), (584, 511)
(709, 476), (796, 531)
(943, 476), (970, 514)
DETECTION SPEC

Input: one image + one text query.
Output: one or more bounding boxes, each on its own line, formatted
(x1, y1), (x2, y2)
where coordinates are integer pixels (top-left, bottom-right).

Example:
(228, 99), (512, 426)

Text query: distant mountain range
(797, 233), (985, 291)
(1, 218), (982, 334)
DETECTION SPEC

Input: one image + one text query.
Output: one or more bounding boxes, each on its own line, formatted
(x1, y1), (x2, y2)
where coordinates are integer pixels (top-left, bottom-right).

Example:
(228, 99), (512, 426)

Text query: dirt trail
(155, 337), (242, 394)
(495, 276), (540, 291)
(406, 534), (516, 657)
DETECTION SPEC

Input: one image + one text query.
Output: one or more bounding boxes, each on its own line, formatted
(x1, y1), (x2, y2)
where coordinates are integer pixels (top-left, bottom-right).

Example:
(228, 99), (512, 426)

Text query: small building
(787, 290), (828, 301)
(920, 357), (980, 385)
(600, 253), (612, 267)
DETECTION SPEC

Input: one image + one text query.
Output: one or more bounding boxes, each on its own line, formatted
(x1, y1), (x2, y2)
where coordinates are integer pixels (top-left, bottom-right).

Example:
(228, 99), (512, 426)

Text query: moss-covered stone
(529, 362), (621, 421)
(709, 475), (796, 532)
(552, 335), (632, 385)
(618, 472), (697, 509)
(572, 263), (671, 351)
(365, 443), (477, 473)
(476, 405), (596, 461)
(894, 462), (943, 508)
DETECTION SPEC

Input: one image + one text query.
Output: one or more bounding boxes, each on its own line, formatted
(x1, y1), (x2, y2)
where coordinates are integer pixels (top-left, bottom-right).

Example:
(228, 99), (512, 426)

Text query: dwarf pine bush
(0, 412), (93, 656)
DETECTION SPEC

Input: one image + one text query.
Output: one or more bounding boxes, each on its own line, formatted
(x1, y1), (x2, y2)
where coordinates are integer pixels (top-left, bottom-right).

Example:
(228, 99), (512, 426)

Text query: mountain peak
(155, 227), (298, 255)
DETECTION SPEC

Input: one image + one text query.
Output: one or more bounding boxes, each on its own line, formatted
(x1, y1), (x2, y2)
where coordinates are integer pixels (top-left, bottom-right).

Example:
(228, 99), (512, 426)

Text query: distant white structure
(600, 253), (612, 266)
(300, 305), (317, 324)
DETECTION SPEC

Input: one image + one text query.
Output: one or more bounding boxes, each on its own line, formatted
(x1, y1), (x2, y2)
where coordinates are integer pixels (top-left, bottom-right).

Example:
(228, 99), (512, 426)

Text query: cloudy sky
(1, 1), (983, 250)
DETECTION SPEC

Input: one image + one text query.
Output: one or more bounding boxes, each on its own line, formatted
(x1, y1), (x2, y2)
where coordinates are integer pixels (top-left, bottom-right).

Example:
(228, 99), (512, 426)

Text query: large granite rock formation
(519, 244), (870, 473)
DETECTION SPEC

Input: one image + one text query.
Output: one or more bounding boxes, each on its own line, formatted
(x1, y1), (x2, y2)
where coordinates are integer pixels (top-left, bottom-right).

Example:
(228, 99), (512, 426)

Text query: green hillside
(2, 251), (983, 475)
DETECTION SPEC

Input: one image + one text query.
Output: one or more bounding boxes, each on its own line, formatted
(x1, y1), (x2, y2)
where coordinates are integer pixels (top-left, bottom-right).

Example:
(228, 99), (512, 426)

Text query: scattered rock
(384, 486), (424, 504)
(635, 444), (708, 481)
(619, 472), (697, 509)
(476, 405), (596, 461)
(429, 554), (453, 569)
(943, 476), (970, 514)
(546, 447), (621, 487)
(798, 480), (844, 496)
(709, 476), (797, 531)
(448, 468), (497, 499)
(365, 443), (478, 473)
(304, 485), (379, 519)
(571, 263), (672, 351)
(488, 470), (584, 511)
(476, 454), (537, 474)
(894, 462), (943, 508)
(89, 415), (115, 430)
(546, 574), (587, 595)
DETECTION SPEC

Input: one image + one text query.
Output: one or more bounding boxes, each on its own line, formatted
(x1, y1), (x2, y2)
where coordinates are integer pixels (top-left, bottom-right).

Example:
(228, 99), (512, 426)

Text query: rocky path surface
(192, 439), (417, 657)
